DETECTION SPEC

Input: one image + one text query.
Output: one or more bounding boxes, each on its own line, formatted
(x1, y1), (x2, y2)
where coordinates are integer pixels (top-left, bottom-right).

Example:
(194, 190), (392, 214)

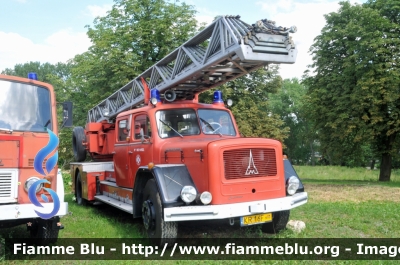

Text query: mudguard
(283, 159), (305, 193)
(151, 164), (197, 207)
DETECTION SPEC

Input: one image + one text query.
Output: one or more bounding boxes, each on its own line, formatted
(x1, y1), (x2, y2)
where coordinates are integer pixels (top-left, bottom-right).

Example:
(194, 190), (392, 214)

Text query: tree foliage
(268, 78), (317, 164)
(70, 0), (198, 124)
(304, 0), (400, 180)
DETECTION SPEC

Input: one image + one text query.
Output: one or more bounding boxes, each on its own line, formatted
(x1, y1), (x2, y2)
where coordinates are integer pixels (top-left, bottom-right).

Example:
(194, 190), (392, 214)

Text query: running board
(94, 195), (133, 214)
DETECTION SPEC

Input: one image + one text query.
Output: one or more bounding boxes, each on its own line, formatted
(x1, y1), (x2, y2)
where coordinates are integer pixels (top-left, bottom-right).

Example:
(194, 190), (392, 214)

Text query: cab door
(114, 115), (132, 188)
(128, 114), (153, 187)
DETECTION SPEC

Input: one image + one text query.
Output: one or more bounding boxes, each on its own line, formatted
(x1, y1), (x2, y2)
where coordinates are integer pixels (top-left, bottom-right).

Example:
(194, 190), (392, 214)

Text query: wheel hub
(142, 200), (155, 231)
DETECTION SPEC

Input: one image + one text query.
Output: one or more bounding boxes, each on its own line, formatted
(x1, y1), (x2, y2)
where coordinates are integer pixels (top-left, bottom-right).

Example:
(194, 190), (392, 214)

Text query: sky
(0, 0), (366, 80)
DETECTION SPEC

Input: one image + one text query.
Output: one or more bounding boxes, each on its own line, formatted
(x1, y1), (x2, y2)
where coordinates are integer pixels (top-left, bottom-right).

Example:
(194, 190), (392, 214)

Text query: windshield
(198, 109), (236, 136)
(155, 108), (236, 138)
(0, 80), (52, 132)
(156, 109), (200, 138)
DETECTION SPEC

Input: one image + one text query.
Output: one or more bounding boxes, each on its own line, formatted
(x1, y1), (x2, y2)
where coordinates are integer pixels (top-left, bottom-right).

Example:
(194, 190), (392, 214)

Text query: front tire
(261, 210), (290, 234)
(142, 179), (177, 244)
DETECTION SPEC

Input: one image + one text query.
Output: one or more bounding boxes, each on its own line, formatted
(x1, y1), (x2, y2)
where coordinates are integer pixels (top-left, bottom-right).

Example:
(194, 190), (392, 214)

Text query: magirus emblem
(245, 150), (259, 175)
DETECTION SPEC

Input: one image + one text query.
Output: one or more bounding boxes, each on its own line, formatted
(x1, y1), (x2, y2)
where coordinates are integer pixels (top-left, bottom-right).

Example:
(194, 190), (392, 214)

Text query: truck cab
(0, 74), (72, 244)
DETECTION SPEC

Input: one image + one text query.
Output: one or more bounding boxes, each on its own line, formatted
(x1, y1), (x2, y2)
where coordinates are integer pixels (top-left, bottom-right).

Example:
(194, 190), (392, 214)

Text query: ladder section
(88, 16), (297, 123)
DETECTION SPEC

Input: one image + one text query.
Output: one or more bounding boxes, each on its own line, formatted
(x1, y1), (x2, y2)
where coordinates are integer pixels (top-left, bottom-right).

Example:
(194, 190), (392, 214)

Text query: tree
(304, 1), (400, 180)
(268, 78), (317, 164)
(366, 0), (400, 24)
(2, 61), (71, 87)
(199, 66), (289, 143)
(70, 0), (198, 124)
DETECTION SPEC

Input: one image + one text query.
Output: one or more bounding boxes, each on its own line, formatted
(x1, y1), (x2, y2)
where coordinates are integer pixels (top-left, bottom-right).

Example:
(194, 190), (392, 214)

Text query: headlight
(287, 176), (300, 195)
(199, 191), (212, 205)
(180, 186), (197, 203)
(24, 177), (43, 193)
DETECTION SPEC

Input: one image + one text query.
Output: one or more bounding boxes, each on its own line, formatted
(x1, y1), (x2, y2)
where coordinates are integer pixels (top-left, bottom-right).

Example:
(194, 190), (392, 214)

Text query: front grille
(223, 148), (277, 180)
(0, 172), (12, 198)
(0, 169), (17, 203)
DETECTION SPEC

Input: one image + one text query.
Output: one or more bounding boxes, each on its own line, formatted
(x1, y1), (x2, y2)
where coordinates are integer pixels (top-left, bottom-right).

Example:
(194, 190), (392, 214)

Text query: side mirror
(140, 128), (145, 143)
(140, 128), (150, 143)
(61, 101), (73, 128)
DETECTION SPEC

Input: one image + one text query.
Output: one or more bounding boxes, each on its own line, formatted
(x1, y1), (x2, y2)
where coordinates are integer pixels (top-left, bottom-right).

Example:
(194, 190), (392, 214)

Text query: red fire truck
(0, 73), (72, 244)
(71, 16), (307, 242)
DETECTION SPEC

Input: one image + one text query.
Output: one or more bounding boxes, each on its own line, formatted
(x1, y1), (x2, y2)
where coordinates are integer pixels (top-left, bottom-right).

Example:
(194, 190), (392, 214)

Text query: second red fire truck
(70, 16), (307, 242)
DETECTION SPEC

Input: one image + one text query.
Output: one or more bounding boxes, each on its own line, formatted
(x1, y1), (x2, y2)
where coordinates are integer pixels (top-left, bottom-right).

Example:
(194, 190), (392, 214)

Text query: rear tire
(72, 126), (86, 162)
(142, 179), (177, 245)
(75, 172), (86, 206)
(261, 210), (290, 234)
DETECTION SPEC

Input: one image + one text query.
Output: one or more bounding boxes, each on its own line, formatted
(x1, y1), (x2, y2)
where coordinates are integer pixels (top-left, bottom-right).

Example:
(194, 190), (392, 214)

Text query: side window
(118, 119), (129, 141)
(134, 115), (151, 140)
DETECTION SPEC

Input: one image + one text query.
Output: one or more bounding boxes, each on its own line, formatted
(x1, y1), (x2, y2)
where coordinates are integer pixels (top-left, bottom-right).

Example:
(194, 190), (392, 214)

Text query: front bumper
(164, 192), (307, 222)
(0, 202), (68, 221)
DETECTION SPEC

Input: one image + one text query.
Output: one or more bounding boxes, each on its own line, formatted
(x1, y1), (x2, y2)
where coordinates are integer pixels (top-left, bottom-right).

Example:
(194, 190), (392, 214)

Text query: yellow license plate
(240, 213), (272, 226)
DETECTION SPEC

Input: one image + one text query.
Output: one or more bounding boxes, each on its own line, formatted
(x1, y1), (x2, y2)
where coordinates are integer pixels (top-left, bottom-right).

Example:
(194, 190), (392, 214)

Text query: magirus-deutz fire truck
(0, 73), (72, 244)
(71, 16), (308, 241)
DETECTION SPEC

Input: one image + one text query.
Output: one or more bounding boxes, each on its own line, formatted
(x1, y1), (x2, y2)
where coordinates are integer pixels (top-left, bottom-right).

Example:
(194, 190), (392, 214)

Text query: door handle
(194, 149), (203, 161)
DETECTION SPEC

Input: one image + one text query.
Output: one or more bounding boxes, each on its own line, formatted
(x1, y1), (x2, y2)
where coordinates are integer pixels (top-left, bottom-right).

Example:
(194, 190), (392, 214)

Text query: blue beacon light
(150, 88), (161, 106)
(151, 89), (161, 102)
(213, 90), (224, 104)
(28, 72), (38, 80)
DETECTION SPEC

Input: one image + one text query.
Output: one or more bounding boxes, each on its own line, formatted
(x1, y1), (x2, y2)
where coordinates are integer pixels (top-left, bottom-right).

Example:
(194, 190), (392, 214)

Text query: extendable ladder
(88, 16), (297, 123)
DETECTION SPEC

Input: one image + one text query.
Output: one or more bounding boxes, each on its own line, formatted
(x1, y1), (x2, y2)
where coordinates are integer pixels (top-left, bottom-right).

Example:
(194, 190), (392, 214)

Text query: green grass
(294, 165), (400, 186)
(61, 196), (143, 239)
(2, 167), (400, 264)
(290, 201), (399, 238)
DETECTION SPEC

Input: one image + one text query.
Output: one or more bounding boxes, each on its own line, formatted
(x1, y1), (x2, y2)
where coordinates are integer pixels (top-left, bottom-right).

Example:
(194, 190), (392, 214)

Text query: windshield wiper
(199, 118), (222, 136)
(159, 119), (183, 138)
(0, 128), (13, 134)
(44, 119), (51, 128)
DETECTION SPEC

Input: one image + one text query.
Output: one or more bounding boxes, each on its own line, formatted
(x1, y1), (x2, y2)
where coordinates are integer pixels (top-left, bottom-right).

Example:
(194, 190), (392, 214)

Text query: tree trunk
(378, 132), (397, 182)
(370, 159), (375, 170)
(379, 153), (391, 181)
(310, 142), (315, 166)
